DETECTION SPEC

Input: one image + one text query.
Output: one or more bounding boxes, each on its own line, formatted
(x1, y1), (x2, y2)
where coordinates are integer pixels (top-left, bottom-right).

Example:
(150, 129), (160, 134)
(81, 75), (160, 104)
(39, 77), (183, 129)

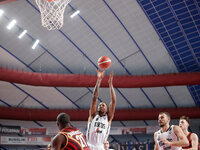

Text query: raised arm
(108, 72), (116, 124)
(88, 69), (105, 122)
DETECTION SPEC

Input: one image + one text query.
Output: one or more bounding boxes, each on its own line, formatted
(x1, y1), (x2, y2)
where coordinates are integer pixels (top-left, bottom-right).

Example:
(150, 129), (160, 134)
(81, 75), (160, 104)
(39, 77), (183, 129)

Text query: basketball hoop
(35, 0), (71, 30)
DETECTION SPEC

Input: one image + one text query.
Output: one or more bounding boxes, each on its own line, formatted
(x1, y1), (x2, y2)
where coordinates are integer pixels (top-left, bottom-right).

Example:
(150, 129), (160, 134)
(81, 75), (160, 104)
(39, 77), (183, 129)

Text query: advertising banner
(0, 125), (21, 134)
(21, 128), (46, 135)
(0, 136), (26, 145)
(1, 125), (159, 136)
(118, 143), (154, 150)
(122, 127), (146, 135)
(0, 136), (51, 145)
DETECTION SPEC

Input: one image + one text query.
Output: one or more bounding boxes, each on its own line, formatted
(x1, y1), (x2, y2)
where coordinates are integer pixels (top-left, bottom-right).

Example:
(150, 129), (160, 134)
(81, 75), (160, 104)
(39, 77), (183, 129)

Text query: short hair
(104, 140), (109, 144)
(159, 112), (171, 119)
(180, 116), (190, 124)
(57, 113), (70, 125)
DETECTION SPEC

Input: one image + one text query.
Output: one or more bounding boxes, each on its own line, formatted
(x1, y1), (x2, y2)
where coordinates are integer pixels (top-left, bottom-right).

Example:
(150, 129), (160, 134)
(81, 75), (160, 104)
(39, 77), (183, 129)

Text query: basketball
(97, 56), (111, 69)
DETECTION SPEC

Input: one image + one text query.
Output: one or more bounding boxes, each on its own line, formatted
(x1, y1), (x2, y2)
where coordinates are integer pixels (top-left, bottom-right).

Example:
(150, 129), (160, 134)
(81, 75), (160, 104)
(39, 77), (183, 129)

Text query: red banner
(21, 128), (46, 135)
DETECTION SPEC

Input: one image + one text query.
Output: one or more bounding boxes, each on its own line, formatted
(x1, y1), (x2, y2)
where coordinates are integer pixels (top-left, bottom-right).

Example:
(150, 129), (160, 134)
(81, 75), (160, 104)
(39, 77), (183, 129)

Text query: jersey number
(75, 135), (88, 148)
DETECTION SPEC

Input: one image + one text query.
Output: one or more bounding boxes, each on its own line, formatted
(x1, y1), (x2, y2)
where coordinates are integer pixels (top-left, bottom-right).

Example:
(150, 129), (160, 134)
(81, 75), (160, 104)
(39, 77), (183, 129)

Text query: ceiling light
(18, 30), (27, 39)
(0, 9), (4, 16)
(70, 10), (80, 18)
(32, 39), (39, 49)
(7, 19), (16, 30)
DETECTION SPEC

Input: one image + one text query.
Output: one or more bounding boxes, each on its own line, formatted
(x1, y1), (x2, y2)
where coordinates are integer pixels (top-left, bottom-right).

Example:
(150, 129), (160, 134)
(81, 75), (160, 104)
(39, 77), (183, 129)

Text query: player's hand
(160, 138), (171, 146)
(96, 68), (105, 80)
(108, 72), (113, 85)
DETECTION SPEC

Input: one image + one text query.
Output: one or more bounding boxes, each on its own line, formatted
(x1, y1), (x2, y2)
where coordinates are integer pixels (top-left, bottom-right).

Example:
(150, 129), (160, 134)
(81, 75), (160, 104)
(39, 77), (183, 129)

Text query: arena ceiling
(0, 0), (200, 143)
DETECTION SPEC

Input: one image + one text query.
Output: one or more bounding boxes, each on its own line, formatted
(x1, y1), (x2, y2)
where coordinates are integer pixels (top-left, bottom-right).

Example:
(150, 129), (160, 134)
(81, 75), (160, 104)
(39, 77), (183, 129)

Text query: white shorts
(88, 143), (104, 150)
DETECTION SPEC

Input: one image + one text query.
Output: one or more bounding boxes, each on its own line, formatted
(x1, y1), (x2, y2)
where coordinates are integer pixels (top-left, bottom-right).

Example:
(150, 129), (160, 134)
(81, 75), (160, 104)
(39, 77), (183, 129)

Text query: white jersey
(86, 114), (110, 150)
(156, 125), (182, 150)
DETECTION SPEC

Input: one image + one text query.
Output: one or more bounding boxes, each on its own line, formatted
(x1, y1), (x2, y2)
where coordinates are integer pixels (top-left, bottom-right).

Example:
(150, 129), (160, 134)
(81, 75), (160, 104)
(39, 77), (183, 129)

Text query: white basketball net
(35, 0), (71, 30)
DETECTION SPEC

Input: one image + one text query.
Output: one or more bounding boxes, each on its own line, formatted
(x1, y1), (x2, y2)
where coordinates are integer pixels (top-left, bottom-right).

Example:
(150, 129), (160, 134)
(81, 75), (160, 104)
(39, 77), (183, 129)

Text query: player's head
(98, 102), (108, 116)
(104, 140), (109, 150)
(56, 112), (70, 130)
(158, 112), (171, 127)
(179, 116), (190, 131)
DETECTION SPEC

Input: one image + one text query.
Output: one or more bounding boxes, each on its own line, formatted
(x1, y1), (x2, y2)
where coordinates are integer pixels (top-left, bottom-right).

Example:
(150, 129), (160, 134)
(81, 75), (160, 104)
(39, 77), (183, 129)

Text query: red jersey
(59, 127), (90, 150)
(182, 132), (199, 150)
